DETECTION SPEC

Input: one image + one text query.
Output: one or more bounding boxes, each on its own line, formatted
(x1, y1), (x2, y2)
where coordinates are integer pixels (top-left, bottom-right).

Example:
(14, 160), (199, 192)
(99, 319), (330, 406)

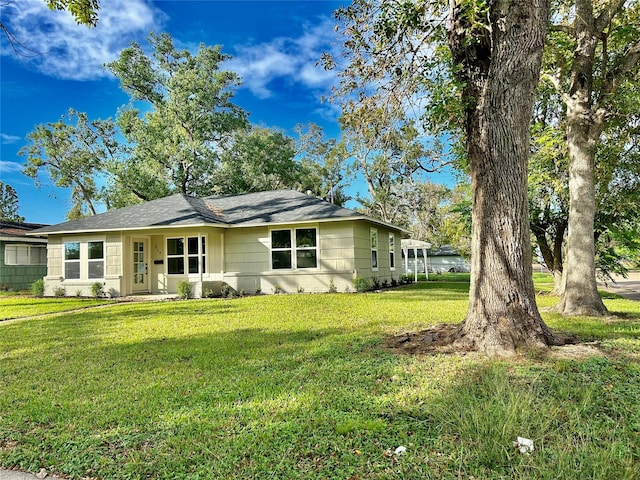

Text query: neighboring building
(0, 221), (48, 291)
(427, 245), (470, 273)
(29, 190), (409, 297)
(402, 244), (470, 275)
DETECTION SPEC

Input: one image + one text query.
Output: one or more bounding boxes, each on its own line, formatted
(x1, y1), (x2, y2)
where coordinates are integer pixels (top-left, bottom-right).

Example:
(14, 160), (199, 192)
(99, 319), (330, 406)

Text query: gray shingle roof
(30, 190), (406, 235)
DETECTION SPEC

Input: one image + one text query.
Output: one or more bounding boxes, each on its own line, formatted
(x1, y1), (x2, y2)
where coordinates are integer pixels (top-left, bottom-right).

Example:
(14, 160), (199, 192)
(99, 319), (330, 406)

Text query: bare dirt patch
(383, 323), (602, 359)
(382, 323), (472, 355)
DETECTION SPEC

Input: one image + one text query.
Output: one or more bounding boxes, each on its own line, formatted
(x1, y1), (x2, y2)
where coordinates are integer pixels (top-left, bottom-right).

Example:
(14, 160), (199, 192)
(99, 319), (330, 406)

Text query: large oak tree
(330, 0), (559, 355)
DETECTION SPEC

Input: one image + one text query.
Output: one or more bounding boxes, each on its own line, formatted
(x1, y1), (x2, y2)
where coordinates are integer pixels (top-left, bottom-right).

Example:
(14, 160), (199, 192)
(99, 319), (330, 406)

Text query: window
(271, 228), (318, 270)
(389, 233), (396, 270)
(88, 241), (104, 279)
(4, 245), (46, 266)
(64, 242), (80, 279)
(167, 238), (185, 275)
(271, 230), (292, 269)
(167, 236), (206, 275)
(295, 228), (317, 268)
(370, 228), (378, 270)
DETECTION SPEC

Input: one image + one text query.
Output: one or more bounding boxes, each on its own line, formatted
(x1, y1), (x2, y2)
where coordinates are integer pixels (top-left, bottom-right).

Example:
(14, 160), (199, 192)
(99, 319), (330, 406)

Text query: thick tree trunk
(450, 0), (558, 356)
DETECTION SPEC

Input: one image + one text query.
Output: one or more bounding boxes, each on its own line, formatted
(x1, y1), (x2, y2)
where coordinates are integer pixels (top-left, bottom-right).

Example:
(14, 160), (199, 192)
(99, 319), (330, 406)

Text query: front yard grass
(0, 296), (114, 321)
(0, 281), (638, 479)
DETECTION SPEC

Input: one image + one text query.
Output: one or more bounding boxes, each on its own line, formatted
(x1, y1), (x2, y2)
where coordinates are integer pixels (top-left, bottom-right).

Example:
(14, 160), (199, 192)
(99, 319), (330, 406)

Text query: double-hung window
(295, 228), (317, 268)
(88, 241), (104, 279)
(167, 238), (185, 275)
(370, 228), (378, 270)
(64, 242), (81, 279)
(167, 236), (206, 275)
(389, 233), (396, 270)
(271, 228), (317, 269)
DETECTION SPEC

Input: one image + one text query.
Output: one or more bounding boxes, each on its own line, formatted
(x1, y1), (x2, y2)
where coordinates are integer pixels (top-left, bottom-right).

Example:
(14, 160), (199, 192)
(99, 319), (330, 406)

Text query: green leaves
(0, 182), (24, 223)
(105, 33), (248, 199)
(46, 0), (100, 27)
(19, 108), (118, 218)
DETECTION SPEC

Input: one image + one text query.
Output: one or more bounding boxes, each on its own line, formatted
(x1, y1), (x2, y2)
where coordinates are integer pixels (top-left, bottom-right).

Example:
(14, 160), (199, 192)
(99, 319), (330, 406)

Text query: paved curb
(0, 470), (46, 480)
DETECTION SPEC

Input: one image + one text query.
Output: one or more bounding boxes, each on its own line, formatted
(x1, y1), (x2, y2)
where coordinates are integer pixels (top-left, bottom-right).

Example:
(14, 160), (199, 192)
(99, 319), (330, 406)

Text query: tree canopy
(0, 182), (24, 223)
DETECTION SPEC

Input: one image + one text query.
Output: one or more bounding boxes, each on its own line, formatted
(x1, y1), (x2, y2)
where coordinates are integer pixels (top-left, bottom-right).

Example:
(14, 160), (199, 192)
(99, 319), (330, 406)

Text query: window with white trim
(270, 227), (318, 269)
(370, 228), (378, 270)
(4, 245), (46, 266)
(389, 233), (396, 270)
(167, 236), (206, 275)
(64, 242), (80, 279)
(88, 241), (104, 279)
(295, 228), (317, 268)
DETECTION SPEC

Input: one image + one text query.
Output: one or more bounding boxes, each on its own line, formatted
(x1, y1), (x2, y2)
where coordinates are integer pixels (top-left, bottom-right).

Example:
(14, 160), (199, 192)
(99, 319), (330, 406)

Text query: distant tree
(0, 182), (24, 222)
(105, 32), (248, 200)
(296, 123), (349, 206)
(215, 126), (302, 194)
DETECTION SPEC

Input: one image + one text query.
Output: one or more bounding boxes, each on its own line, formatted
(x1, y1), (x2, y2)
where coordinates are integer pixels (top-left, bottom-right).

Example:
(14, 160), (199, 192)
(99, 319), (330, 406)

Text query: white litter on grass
(513, 437), (534, 454)
(394, 446), (407, 456)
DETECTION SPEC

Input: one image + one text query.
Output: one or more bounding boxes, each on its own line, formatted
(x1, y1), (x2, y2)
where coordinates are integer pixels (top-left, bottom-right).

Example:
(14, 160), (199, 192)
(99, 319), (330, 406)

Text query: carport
(401, 239), (432, 282)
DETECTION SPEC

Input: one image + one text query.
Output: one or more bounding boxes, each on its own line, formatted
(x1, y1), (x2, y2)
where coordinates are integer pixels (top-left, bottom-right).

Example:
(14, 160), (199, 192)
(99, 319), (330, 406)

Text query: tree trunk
(556, 103), (607, 315)
(556, 0), (608, 316)
(450, 0), (559, 356)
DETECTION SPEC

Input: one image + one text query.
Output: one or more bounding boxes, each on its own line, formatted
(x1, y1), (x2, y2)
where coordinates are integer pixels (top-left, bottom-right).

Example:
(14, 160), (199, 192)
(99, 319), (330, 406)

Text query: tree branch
(595, 0), (628, 33)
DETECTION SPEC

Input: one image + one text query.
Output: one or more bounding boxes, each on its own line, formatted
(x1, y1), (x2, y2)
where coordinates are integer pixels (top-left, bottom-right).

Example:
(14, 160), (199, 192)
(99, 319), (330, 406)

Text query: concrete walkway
(0, 469), (61, 480)
(598, 271), (640, 300)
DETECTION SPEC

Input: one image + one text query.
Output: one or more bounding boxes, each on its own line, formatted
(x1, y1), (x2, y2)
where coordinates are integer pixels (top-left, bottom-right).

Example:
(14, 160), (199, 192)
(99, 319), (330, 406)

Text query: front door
(132, 239), (148, 293)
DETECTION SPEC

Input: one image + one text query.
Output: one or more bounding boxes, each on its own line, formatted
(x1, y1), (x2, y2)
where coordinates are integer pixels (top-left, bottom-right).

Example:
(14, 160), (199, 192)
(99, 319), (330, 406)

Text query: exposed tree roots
(383, 323), (580, 357)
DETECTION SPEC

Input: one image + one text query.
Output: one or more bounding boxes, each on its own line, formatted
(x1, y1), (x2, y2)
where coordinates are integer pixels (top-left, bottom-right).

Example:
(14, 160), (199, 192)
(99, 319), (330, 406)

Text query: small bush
(31, 278), (45, 297)
(91, 282), (105, 298)
(328, 278), (338, 293)
(391, 278), (398, 287)
(273, 285), (282, 294)
(75, 290), (82, 297)
(53, 286), (66, 297)
(352, 277), (372, 293)
(202, 288), (215, 298)
(371, 277), (381, 289)
(297, 286), (305, 294)
(220, 283), (232, 298)
(177, 280), (192, 299)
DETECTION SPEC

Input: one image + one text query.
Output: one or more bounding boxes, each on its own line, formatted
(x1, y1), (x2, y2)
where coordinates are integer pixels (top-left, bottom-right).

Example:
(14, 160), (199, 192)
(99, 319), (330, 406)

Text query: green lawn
(0, 281), (638, 479)
(0, 296), (114, 321)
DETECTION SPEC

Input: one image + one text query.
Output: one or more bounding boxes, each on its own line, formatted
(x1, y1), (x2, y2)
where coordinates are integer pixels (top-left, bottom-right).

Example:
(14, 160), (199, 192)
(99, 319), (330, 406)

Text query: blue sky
(1, 0), (348, 224)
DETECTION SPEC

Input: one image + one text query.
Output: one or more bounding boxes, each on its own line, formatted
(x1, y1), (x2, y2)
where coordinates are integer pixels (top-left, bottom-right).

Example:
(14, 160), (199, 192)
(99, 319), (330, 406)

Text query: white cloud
(229, 16), (340, 99)
(0, 133), (21, 144)
(0, 160), (24, 173)
(0, 0), (166, 80)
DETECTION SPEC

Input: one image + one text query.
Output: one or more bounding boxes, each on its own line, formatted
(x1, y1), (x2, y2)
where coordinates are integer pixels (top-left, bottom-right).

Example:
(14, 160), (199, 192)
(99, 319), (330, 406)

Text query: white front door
(132, 238), (148, 293)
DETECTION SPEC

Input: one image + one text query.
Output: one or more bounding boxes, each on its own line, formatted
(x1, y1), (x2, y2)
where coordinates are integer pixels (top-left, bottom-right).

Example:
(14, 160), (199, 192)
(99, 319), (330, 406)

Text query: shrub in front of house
(177, 280), (193, 299)
(53, 286), (66, 297)
(91, 282), (105, 298)
(352, 277), (372, 293)
(31, 278), (45, 297)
